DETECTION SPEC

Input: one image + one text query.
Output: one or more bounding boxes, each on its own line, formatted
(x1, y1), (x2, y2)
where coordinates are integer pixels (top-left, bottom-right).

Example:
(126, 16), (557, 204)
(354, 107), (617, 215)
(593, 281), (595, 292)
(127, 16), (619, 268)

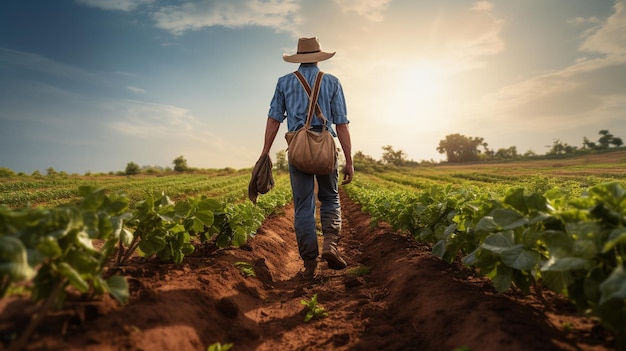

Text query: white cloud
(333, 0), (391, 22)
(0, 48), (96, 81)
(476, 0), (626, 129)
(471, 1), (493, 12)
(75, 0), (154, 11)
(107, 100), (210, 139)
(127, 86), (146, 94)
(105, 99), (253, 168)
(568, 16), (601, 25)
(580, 0), (626, 56)
(152, 0), (300, 35)
(469, 51), (626, 132)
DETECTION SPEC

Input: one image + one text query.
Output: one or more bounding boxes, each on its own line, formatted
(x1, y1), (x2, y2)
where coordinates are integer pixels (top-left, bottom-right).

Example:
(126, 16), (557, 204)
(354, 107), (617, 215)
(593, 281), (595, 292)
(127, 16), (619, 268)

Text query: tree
(583, 130), (623, 150)
(125, 162), (140, 175)
(495, 146), (518, 159)
(523, 149), (537, 158)
(381, 145), (407, 166)
(546, 139), (577, 156)
(436, 133), (488, 163)
(0, 167), (16, 178)
(353, 151), (380, 172)
(173, 155), (189, 172)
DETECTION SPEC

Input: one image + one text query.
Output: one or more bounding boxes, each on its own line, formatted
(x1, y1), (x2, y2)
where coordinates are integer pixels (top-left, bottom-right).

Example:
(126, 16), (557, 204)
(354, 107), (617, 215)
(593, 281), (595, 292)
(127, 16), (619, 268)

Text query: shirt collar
(298, 63), (319, 72)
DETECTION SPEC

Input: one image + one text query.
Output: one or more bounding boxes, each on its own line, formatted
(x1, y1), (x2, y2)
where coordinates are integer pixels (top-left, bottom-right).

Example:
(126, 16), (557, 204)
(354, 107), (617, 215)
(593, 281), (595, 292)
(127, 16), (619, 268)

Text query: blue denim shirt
(268, 63), (349, 137)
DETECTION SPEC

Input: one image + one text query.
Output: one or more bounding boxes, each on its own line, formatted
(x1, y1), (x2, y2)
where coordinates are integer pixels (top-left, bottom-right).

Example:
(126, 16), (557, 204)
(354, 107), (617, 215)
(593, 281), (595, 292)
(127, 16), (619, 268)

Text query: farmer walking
(259, 37), (354, 280)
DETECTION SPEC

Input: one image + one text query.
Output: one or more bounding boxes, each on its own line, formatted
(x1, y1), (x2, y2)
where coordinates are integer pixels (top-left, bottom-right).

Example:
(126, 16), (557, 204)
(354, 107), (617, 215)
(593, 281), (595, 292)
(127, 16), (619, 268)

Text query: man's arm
(261, 117), (281, 157)
(335, 123), (354, 185)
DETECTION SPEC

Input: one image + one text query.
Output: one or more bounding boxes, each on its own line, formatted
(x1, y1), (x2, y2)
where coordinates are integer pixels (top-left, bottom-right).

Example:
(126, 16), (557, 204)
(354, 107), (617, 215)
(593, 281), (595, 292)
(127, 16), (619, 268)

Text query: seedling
(300, 294), (328, 322)
(347, 265), (370, 276)
(207, 342), (233, 351)
(234, 261), (256, 277)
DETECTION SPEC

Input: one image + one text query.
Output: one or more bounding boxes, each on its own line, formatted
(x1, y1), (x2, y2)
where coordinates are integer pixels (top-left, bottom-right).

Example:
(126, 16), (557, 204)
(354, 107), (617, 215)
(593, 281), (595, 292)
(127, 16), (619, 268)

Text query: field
(1, 151), (626, 351)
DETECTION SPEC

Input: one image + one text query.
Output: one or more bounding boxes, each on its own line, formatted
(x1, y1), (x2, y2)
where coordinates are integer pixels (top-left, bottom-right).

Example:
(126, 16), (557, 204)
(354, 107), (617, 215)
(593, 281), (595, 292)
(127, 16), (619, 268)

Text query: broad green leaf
(138, 235), (167, 257)
(199, 198), (224, 212)
(600, 265), (626, 305)
(589, 182), (626, 208)
(58, 262), (89, 293)
(541, 230), (572, 256)
(525, 192), (548, 212)
(443, 223), (456, 239)
(78, 185), (98, 197)
(36, 236), (62, 258)
(541, 256), (588, 272)
(462, 249), (478, 266)
(174, 201), (192, 217)
(572, 239), (597, 260)
(195, 209), (214, 227)
(232, 227), (248, 247)
(79, 187), (105, 211)
(185, 217), (204, 234)
(182, 243), (195, 255)
(493, 208), (528, 230)
(501, 245), (540, 270)
(432, 240), (446, 258)
(76, 230), (96, 251)
(541, 270), (569, 294)
(65, 251), (100, 274)
(0, 236), (36, 281)
(492, 264), (513, 293)
(604, 228), (626, 252)
(120, 228), (134, 247)
(475, 216), (498, 233)
(482, 232), (514, 254)
(521, 227), (541, 248)
(106, 275), (129, 305)
(584, 267), (606, 306)
(504, 187), (526, 213)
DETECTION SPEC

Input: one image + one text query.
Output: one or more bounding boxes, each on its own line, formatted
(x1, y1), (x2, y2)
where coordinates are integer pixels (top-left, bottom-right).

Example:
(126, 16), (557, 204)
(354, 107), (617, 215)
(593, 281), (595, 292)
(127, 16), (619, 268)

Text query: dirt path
(0, 189), (617, 351)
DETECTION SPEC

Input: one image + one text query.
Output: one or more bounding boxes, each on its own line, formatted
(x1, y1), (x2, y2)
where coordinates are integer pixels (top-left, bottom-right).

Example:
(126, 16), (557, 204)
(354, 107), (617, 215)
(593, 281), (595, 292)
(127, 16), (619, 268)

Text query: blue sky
(1, 0), (625, 174)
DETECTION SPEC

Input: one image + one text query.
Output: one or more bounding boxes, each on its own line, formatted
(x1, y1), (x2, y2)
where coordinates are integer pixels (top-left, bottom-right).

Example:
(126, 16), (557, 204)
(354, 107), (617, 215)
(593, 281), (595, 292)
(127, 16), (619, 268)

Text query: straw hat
(283, 37), (335, 63)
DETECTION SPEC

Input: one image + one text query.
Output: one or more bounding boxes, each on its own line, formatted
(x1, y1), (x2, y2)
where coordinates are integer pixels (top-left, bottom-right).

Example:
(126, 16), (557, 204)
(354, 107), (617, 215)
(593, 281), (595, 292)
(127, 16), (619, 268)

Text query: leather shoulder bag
(284, 71), (337, 175)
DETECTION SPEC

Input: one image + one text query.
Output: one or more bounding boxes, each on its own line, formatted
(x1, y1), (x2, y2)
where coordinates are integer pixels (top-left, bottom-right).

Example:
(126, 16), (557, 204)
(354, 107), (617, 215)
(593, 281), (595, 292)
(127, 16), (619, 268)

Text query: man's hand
(341, 164), (354, 185)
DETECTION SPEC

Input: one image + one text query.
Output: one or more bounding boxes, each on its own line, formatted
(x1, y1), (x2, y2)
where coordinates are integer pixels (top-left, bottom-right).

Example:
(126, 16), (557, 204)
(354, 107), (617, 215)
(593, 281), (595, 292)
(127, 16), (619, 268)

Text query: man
(260, 37), (354, 280)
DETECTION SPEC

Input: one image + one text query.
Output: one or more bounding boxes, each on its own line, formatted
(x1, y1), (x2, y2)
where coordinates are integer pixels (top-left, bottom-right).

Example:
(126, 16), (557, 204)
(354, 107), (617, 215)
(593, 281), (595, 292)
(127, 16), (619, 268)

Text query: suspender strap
(293, 71), (327, 129)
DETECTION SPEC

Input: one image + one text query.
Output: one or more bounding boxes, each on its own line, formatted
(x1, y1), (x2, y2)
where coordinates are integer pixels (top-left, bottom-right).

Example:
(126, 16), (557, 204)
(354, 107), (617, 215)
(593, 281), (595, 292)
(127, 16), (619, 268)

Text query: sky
(1, 0), (625, 174)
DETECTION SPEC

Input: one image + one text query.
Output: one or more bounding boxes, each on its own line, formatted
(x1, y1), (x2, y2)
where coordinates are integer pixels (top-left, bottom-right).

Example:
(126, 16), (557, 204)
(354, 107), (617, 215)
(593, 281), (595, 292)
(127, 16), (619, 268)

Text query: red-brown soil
(0, 189), (618, 351)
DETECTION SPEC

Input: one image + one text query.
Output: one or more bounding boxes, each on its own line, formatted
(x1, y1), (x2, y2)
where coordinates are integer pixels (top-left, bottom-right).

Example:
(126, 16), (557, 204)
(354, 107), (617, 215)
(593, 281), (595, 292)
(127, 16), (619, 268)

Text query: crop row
(0, 176), (291, 350)
(0, 172), (254, 208)
(344, 176), (626, 347)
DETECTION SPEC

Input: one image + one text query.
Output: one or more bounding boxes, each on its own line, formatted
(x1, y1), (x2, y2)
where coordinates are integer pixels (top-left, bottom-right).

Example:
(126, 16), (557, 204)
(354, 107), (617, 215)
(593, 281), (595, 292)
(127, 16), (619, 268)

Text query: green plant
(346, 265), (370, 276)
(207, 342), (233, 351)
(0, 186), (131, 350)
(234, 261), (256, 277)
(301, 294), (328, 322)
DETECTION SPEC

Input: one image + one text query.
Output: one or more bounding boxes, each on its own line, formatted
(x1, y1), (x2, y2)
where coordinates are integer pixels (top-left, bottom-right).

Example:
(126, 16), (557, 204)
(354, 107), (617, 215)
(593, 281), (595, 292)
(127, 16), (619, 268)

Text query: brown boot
(322, 235), (347, 270)
(302, 259), (317, 280)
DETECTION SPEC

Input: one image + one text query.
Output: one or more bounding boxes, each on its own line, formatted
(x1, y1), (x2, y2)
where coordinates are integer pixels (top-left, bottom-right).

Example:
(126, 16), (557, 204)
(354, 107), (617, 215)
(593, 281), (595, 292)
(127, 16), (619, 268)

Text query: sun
(387, 61), (449, 122)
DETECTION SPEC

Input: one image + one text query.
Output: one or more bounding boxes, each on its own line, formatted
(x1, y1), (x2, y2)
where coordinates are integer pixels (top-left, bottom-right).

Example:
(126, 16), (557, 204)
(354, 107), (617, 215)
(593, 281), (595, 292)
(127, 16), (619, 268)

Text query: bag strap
(293, 71), (327, 129)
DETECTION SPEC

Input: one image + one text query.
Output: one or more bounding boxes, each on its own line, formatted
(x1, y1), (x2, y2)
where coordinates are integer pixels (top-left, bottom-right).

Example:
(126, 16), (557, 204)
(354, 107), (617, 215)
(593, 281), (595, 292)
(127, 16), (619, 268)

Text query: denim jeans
(289, 163), (341, 262)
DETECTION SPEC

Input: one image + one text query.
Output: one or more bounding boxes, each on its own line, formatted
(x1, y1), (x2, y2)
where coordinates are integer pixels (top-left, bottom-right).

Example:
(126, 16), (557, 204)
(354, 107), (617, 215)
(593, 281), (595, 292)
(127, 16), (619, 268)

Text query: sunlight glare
(386, 61), (449, 126)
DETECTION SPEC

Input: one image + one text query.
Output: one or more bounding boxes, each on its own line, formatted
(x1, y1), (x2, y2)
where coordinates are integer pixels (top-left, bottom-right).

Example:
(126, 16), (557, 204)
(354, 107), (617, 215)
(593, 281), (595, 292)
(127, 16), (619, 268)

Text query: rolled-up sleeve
(331, 80), (349, 125)
(268, 78), (287, 122)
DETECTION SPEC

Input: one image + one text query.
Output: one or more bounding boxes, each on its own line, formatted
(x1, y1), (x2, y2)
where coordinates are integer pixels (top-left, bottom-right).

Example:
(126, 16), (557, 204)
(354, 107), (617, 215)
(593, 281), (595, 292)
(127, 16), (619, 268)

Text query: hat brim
(283, 51), (335, 63)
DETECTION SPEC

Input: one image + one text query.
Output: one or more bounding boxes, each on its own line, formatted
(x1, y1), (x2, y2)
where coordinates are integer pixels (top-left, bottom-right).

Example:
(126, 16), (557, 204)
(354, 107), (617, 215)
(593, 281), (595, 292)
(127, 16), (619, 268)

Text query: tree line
(353, 129), (624, 170)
